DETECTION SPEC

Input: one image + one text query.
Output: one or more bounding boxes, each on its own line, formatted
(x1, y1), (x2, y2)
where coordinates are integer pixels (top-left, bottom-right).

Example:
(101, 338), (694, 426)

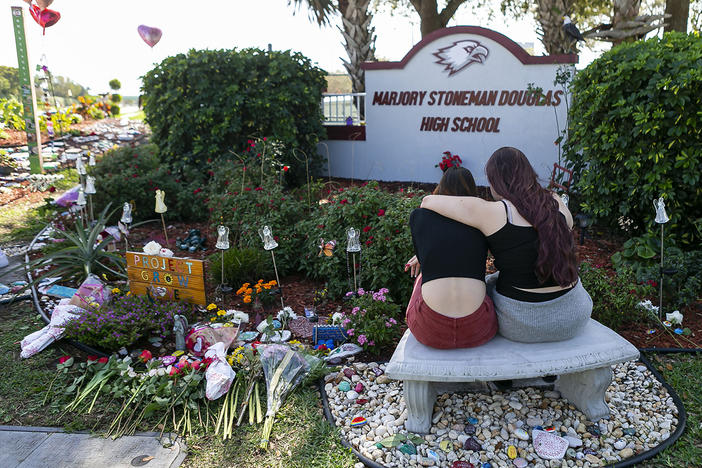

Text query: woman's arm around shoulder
(420, 195), (497, 233)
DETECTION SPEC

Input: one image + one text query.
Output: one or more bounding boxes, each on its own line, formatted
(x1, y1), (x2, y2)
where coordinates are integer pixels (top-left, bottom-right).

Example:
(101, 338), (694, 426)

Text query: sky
(2, 0), (607, 96)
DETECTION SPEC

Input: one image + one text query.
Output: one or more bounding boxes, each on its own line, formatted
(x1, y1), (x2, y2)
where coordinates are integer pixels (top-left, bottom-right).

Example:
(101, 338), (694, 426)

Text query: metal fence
(321, 93), (365, 125)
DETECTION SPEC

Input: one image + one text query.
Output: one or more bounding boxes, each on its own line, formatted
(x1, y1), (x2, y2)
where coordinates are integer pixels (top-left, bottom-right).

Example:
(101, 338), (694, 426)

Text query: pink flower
(369, 341), (375, 346)
(351, 307), (360, 315)
(98, 357), (109, 364)
(346, 328), (355, 336)
(389, 317), (397, 325)
(357, 334), (368, 345)
(357, 288), (365, 295)
(363, 226), (371, 232)
(342, 318), (351, 327)
(385, 321), (392, 328)
(378, 209), (385, 216)
(58, 355), (72, 364)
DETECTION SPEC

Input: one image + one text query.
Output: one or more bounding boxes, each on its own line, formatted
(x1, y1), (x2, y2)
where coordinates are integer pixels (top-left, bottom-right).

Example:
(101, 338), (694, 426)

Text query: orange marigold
(243, 296), (252, 303)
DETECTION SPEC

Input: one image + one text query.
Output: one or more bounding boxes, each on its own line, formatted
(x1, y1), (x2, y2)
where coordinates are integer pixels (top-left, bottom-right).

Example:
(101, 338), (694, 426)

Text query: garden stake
(653, 197), (669, 320)
(259, 225), (284, 307)
(270, 250), (284, 308)
(346, 227), (362, 292)
(155, 189), (169, 245)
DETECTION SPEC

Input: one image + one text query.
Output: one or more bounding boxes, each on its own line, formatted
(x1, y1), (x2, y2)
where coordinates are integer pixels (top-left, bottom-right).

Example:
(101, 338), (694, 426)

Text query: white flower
(148, 369), (158, 377)
(637, 300), (659, 312)
(157, 368), (166, 376)
(159, 248), (174, 257)
(227, 310), (249, 324)
(277, 306), (297, 322)
(122, 356), (133, 365)
(143, 241), (162, 256)
(331, 312), (344, 325)
(666, 310), (683, 325)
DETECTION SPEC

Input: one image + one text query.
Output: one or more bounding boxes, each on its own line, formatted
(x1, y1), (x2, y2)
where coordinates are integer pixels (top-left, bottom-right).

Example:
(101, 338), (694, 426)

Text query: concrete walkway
(0, 426), (186, 468)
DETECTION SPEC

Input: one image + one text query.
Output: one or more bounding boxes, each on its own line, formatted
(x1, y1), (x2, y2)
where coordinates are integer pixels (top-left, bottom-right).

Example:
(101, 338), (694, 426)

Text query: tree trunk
(338, 0), (376, 93)
(612, 0), (642, 45)
(410, 0), (469, 38)
(664, 0), (690, 32)
(536, 0), (575, 54)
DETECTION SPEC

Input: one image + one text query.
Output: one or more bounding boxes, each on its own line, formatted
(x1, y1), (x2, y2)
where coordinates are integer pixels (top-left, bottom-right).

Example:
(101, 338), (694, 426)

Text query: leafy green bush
(565, 32), (702, 246)
(141, 48), (327, 183)
(613, 244), (702, 310)
(63, 292), (193, 351)
(1, 98), (24, 130)
(579, 262), (655, 330)
(90, 143), (207, 223)
(110, 93), (122, 104)
(87, 106), (105, 120)
(294, 182), (424, 303)
(205, 157), (315, 275)
(110, 104), (120, 116)
(209, 247), (274, 287)
(340, 287), (404, 355)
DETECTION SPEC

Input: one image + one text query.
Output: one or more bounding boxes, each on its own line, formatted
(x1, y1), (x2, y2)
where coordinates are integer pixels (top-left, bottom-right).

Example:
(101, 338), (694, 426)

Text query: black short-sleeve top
(409, 208), (488, 284)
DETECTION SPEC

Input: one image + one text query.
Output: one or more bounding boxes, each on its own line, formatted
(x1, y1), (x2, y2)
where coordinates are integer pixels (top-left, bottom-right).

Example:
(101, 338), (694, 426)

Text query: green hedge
(141, 48), (327, 184)
(564, 32), (702, 246)
(90, 144), (207, 223)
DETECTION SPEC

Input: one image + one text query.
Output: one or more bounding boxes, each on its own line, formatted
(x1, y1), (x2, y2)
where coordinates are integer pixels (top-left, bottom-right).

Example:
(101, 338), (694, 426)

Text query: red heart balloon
(28, 4), (60, 34)
(137, 24), (162, 48)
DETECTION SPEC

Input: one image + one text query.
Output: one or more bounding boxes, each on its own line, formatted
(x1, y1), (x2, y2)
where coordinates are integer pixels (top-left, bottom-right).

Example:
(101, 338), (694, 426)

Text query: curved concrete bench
(385, 319), (639, 433)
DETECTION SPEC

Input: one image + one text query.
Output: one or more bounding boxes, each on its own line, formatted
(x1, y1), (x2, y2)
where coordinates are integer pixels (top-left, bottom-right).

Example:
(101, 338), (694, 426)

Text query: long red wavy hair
(485, 147), (577, 286)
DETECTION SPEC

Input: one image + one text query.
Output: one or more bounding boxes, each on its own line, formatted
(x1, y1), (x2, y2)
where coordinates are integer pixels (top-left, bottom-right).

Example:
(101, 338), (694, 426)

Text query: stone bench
(385, 319), (639, 434)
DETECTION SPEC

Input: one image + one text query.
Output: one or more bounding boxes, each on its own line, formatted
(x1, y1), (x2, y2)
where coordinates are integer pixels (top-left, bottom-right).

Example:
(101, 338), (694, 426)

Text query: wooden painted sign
(126, 252), (206, 306)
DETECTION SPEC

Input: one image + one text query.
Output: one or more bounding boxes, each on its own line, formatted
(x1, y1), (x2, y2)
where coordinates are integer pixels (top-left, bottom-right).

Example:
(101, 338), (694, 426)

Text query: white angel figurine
(346, 227), (361, 252)
(258, 225), (278, 250)
(215, 225), (230, 250)
(155, 189), (167, 214)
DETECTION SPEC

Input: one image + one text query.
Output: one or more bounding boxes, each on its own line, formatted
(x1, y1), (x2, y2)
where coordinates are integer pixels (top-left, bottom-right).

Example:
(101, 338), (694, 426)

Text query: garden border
(318, 355), (686, 468)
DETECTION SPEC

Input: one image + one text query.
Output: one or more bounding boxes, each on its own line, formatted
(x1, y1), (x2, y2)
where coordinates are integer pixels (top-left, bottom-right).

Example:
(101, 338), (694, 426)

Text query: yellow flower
(89, 302), (100, 308)
(289, 340), (301, 345)
(206, 303), (217, 311)
(269, 280), (277, 286)
(102, 273), (109, 281)
(243, 296), (252, 304)
(217, 309), (226, 316)
(111, 288), (121, 294)
(242, 282), (250, 288)
(257, 279), (264, 284)
(210, 317), (216, 322)
(255, 286), (262, 293)
(126, 291), (132, 296)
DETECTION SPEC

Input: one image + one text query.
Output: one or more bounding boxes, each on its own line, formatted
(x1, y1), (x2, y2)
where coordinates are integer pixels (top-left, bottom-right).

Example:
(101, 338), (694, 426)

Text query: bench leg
(403, 380), (436, 434)
(557, 367), (612, 421)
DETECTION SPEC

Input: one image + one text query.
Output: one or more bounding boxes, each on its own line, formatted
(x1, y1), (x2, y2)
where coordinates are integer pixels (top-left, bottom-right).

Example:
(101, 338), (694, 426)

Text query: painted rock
(350, 416), (367, 427)
(674, 328), (684, 334)
(614, 439), (627, 450)
(372, 367), (384, 376)
(463, 437), (482, 451)
(338, 381), (351, 392)
(328, 357), (342, 365)
(451, 462), (474, 468)
(533, 430), (569, 460)
(464, 423), (476, 435)
(566, 448), (576, 458)
(564, 435), (582, 448)
(586, 425), (601, 436)
(507, 445), (517, 459)
(544, 425), (556, 432)
(583, 448), (598, 456)
(663, 320), (672, 327)
(481, 464), (492, 468)
(467, 417), (479, 425)
(354, 382), (364, 393)
(440, 440), (452, 452)
(575, 452), (584, 460)
(646, 329), (657, 334)
(513, 458), (527, 468)
(343, 368), (355, 378)
(513, 428), (529, 440)
(356, 398), (369, 405)
(426, 449), (440, 463)
(375, 442), (383, 449)
(623, 428), (637, 436)
(399, 443), (416, 455)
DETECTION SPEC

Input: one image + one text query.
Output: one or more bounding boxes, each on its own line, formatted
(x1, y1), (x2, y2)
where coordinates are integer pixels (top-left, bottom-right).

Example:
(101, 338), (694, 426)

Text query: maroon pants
(406, 275), (497, 349)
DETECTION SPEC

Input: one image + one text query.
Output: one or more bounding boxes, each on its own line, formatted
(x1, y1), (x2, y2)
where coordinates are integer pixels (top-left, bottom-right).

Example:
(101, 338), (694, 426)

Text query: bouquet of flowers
(236, 279), (278, 306)
(436, 151), (462, 172)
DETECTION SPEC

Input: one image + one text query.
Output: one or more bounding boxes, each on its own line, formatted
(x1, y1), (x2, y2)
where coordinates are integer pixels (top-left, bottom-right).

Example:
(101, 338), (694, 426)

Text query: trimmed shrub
(209, 247), (274, 288)
(564, 32), (702, 246)
(90, 143), (207, 223)
(141, 48), (327, 183)
(294, 182), (425, 304)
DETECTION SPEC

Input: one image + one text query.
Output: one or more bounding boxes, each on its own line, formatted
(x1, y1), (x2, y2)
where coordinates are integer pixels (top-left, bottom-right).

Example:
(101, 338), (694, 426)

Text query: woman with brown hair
(404, 166), (498, 349)
(420, 147), (592, 343)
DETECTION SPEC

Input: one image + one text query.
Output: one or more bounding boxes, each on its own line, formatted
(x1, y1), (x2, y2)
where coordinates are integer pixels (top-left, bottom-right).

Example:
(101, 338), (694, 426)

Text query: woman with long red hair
(420, 147), (592, 342)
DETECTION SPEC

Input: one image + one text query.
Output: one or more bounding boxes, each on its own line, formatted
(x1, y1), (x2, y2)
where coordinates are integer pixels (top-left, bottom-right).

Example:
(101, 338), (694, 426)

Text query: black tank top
(486, 200), (562, 294)
(410, 208), (488, 284)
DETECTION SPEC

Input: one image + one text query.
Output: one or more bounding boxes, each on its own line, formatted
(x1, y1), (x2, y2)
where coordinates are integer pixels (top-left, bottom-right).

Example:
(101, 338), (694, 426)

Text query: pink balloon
(137, 25), (162, 48)
(36, 0), (54, 10)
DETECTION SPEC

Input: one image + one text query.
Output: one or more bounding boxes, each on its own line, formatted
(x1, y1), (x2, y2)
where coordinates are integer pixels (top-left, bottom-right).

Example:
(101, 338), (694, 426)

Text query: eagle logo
(433, 40), (489, 76)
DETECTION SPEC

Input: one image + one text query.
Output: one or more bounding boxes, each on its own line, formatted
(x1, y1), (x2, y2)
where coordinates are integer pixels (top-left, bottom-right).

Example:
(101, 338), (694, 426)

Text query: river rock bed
(324, 360), (678, 467)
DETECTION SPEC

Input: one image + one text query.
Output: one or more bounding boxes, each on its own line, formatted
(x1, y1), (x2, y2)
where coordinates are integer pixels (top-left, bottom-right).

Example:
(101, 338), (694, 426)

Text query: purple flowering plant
(341, 287), (404, 355)
(63, 291), (194, 351)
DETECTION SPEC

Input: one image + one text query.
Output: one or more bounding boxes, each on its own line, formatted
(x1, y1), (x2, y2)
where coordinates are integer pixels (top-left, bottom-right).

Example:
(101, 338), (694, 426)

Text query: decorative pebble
(575, 452), (584, 460)
(586, 425), (601, 436)
(338, 381), (351, 392)
(426, 449), (440, 463)
(513, 428), (529, 440)
(464, 424), (476, 435)
(544, 425), (556, 432)
(355, 398), (368, 405)
(372, 367), (384, 376)
(564, 435), (582, 448)
(513, 458), (527, 468)
(674, 328), (684, 334)
(440, 440), (452, 452)
(354, 382), (364, 393)
(467, 417), (478, 425)
(646, 328), (657, 334)
(350, 416), (367, 427)
(566, 448), (576, 458)
(451, 462), (474, 468)
(343, 368), (355, 378)
(346, 390), (359, 400)
(533, 430), (569, 460)
(583, 448), (597, 456)
(620, 447), (634, 458)
(481, 463), (492, 468)
(463, 437), (482, 451)
(507, 445), (517, 459)
(399, 443), (416, 455)
(614, 439), (627, 450)
(623, 427), (637, 436)
(663, 320), (672, 327)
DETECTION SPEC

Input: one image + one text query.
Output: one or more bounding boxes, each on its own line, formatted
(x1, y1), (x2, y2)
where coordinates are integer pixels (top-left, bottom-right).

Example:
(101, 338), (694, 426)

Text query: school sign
(320, 26), (577, 185)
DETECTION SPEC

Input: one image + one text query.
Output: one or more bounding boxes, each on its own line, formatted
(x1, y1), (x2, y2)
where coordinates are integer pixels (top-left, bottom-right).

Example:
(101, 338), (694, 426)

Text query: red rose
(140, 350), (152, 362)
(98, 357), (109, 364)
(377, 209), (385, 216)
(283, 166), (289, 172)
(169, 367), (180, 376)
(363, 226), (371, 232)
(48, 186), (56, 193)
(340, 199), (348, 204)
(191, 361), (201, 370)
(87, 355), (99, 362)
(255, 187), (263, 191)
(58, 355), (72, 364)
(244, 187), (251, 191)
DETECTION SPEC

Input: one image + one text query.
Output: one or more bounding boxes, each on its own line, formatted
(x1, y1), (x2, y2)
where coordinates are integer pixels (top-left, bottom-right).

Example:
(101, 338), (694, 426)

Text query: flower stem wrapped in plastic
(258, 344), (312, 449)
